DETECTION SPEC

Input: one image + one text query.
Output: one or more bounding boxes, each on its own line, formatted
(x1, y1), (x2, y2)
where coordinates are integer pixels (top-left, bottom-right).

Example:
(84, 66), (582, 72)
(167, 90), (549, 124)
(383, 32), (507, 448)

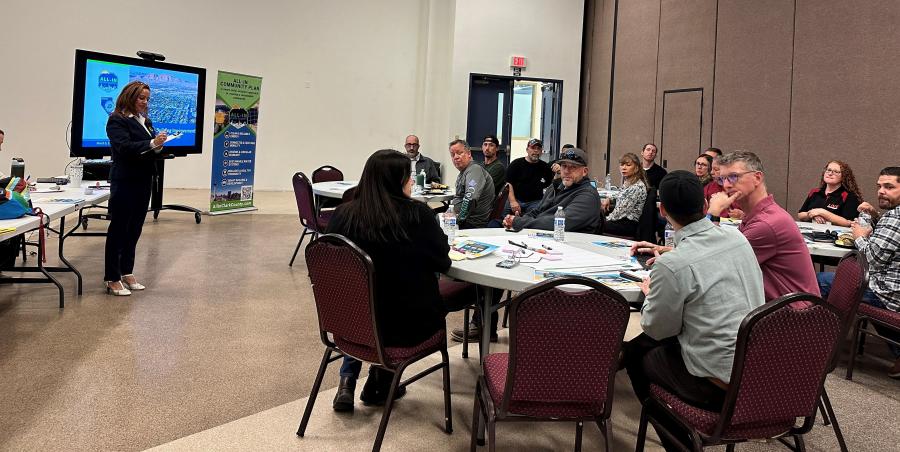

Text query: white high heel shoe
(121, 275), (146, 291)
(105, 281), (132, 296)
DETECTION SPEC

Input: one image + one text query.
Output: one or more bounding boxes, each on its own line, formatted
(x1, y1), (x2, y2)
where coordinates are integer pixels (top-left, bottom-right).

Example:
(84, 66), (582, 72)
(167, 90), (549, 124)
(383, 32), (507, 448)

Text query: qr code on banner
(241, 185), (253, 201)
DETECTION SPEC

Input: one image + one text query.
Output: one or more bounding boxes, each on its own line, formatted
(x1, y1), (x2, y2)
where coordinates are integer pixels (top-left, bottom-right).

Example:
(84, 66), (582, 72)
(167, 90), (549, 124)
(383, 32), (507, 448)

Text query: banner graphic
(209, 71), (261, 214)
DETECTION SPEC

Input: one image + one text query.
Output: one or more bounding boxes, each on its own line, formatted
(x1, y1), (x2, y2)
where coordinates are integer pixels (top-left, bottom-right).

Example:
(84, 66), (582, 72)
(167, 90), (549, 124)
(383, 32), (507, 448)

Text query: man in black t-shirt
(486, 138), (553, 228)
(641, 143), (667, 189)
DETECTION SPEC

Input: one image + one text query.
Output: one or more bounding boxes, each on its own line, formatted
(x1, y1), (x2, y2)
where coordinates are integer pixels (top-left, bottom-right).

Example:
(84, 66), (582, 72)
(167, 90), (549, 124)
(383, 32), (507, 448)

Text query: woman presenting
(104, 81), (167, 296)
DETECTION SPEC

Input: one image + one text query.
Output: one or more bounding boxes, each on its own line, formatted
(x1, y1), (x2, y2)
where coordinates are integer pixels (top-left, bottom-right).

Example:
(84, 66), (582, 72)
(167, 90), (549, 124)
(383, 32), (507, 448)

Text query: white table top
(445, 228), (642, 302)
(311, 180), (454, 203)
(720, 218), (852, 259)
(0, 184), (110, 241)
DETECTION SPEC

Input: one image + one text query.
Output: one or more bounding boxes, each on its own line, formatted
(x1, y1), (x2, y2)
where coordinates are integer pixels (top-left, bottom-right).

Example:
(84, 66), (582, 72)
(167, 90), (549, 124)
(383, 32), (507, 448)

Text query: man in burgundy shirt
(708, 150), (820, 301)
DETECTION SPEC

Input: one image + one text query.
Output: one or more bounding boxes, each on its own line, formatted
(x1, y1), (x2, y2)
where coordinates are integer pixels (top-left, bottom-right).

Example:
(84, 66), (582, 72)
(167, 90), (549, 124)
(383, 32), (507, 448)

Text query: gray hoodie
(511, 177), (602, 232)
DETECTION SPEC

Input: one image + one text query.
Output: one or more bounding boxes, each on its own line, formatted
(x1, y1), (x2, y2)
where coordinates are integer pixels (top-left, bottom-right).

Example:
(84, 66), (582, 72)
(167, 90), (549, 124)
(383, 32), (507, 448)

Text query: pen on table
(541, 243), (553, 251)
(509, 239), (546, 254)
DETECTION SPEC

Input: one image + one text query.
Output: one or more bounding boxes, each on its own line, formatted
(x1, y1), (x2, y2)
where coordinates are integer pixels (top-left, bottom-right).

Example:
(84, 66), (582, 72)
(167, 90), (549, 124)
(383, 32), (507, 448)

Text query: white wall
(0, 0), (583, 192)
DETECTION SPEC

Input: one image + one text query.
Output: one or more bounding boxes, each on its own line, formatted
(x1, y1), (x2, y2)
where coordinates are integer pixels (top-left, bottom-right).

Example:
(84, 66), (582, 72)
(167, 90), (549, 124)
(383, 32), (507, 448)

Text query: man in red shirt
(708, 150), (820, 301)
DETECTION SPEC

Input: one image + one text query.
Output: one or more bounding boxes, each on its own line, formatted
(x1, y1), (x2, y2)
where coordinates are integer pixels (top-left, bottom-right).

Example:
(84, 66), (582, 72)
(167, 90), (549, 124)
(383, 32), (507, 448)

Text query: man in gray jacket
(624, 170), (764, 452)
(449, 139), (495, 228)
(502, 147), (602, 233)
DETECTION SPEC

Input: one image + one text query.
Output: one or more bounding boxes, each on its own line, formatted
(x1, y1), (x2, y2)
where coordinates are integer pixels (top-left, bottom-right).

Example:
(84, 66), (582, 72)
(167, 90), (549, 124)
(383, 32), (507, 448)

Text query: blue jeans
(486, 199), (542, 228)
(818, 272), (900, 358)
(340, 356), (363, 379)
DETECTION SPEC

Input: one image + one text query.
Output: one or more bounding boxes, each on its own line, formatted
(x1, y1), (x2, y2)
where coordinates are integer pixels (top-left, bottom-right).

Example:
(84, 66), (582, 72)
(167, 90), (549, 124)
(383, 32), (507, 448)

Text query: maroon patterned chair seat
(650, 385), (795, 440)
(470, 277), (630, 452)
(857, 303), (900, 326)
(335, 329), (447, 366)
(483, 353), (604, 419)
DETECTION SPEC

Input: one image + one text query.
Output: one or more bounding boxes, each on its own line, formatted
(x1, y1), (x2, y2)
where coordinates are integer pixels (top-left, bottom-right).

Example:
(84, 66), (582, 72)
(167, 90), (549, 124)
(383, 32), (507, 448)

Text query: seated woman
(602, 153), (648, 237)
(326, 149), (451, 412)
(695, 154), (713, 186)
(797, 160), (863, 227)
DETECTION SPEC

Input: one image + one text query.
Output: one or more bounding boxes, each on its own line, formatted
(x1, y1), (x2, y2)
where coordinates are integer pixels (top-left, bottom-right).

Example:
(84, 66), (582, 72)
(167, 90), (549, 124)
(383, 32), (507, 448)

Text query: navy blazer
(106, 114), (159, 181)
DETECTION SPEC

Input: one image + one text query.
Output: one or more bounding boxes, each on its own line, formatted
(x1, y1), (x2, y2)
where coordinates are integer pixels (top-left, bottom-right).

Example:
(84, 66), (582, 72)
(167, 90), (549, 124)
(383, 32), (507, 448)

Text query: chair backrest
(826, 251), (869, 327)
(634, 187), (658, 242)
(312, 165), (344, 183)
(713, 292), (842, 439)
(489, 184), (510, 221)
(501, 277), (631, 419)
(341, 186), (358, 204)
(305, 234), (385, 364)
(292, 172), (320, 232)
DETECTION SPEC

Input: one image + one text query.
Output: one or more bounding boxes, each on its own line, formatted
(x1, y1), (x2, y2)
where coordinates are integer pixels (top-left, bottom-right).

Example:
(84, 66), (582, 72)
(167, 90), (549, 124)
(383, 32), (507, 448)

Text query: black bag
(0, 235), (22, 269)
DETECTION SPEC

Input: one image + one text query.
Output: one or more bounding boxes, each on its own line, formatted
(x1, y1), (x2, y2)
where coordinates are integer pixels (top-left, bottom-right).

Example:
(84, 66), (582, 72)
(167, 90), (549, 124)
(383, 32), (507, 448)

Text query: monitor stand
(150, 158), (202, 224)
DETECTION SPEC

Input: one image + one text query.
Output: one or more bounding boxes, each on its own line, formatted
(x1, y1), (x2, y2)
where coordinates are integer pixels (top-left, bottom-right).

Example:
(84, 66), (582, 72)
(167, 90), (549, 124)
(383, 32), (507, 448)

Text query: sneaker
(889, 358), (900, 379)
(450, 324), (481, 342)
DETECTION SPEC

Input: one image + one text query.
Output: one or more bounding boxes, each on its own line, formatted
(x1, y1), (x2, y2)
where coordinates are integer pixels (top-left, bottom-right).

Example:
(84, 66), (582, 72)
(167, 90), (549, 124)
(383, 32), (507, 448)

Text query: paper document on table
(0, 227), (15, 234)
(39, 198), (85, 203)
(533, 269), (640, 289)
(164, 133), (182, 143)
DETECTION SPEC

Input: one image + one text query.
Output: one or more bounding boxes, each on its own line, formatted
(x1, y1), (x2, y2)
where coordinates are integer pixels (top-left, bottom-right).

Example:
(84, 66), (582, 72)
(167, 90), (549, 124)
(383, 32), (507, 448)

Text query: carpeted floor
(0, 190), (897, 451)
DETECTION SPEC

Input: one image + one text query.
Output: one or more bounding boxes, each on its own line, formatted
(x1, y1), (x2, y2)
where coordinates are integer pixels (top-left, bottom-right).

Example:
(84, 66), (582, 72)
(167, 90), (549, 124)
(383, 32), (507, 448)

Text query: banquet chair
(311, 165), (344, 183)
(846, 255), (900, 382)
(289, 172), (330, 266)
(470, 276), (630, 452)
(815, 252), (868, 452)
(635, 293), (843, 452)
(297, 234), (452, 451)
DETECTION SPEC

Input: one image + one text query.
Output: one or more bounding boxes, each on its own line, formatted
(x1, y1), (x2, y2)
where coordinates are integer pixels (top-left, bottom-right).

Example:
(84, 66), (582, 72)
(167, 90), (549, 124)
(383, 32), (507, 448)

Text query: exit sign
(510, 56), (527, 68)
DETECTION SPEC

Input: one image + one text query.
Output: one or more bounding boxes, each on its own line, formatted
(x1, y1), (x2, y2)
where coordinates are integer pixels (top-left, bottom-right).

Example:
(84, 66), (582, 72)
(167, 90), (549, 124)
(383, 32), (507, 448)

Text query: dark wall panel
(789, 0), (900, 213)
(580, 0), (615, 178)
(608, 0), (660, 160)
(661, 90), (703, 171)
(653, 0), (717, 168)
(712, 0), (794, 204)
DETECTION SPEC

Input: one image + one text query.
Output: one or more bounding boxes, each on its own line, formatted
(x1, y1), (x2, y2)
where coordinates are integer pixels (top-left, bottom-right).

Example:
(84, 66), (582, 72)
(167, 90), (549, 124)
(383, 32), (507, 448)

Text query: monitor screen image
(70, 49), (207, 158)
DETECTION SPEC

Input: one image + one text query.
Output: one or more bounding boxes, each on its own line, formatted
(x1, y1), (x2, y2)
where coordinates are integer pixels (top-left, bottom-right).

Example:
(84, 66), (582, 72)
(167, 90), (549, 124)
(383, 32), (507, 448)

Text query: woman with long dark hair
(798, 160), (863, 227)
(104, 81), (167, 296)
(326, 149), (451, 412)
(603, 152), (649, 237)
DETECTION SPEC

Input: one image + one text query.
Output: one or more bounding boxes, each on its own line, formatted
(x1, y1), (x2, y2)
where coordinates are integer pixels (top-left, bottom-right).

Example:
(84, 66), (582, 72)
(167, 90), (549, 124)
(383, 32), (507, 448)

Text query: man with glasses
(404, 134), (441, 183)
(641, 143), (667, 189)
(501, 147), (602, 233)
(708, 150), (819, 301)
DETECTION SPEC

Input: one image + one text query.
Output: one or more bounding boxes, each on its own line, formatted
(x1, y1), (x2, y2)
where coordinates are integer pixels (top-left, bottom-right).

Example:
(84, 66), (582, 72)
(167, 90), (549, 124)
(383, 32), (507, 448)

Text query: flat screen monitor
(70, 49), (206, 158)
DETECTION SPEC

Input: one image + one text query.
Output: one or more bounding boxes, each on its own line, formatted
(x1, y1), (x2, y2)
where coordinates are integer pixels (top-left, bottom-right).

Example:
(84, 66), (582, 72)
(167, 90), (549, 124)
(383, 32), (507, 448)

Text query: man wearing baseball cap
(502, 147), (603, 233)
(625, 170), (764, 452)
(480, 135), (506, 198)
(495, 138), (554, 221)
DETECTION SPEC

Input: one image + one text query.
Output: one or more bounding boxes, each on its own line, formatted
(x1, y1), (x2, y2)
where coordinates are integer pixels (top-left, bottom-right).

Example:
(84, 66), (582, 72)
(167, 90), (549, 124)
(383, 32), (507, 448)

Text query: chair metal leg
(297, 349), (333, 437)
(462, 307), (470, 358)
(725, 444), (735, 452)
(821, 388), (849, 452)
(289, 228), (310, 266)
(846, 317), (865, 380)
(858, 319), (869, 355)
(440, 347), (453, 434)
(818, 398), (831, 426)
(795, 434), (807, 452)
(487, 417), (496, 452)
(470, 381), (483, 451)
(575, 421), (583, 452)
(602, 419), (612, 452)
(372, 367), (405, 452)
(635, 406), (649, 452)
(501, 290), (510, 328)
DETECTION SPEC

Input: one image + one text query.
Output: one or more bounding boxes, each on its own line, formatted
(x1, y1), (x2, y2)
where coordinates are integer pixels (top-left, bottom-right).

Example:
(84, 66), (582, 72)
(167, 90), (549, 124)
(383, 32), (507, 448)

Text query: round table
(445, 228), (642, 358)
(719, 218), (852, 259)
(311, 180), (454, 203)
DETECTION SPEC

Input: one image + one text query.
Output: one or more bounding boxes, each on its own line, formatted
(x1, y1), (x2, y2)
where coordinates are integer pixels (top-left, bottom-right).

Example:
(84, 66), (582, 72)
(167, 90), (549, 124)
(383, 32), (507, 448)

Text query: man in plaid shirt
(818, 166), (900, 378)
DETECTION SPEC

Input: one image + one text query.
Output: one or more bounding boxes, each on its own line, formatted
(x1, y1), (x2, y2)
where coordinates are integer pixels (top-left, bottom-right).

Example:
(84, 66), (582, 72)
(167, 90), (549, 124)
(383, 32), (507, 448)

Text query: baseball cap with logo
(483, 135), (500, 146)
(527, 138), (543, 149)
(557, 147), (588, 167)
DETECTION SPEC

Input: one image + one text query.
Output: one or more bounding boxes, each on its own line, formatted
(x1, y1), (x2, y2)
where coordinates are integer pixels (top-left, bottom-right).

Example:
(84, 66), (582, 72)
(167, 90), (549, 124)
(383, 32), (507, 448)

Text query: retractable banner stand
(209, 71), (262, 215)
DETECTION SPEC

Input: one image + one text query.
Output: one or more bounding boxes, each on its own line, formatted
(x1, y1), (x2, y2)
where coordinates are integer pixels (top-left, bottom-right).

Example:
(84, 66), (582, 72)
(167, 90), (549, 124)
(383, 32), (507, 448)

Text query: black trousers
(604, 218), (638, 237)
(624, 333), (727, 452)
(104, 178), (152, 282)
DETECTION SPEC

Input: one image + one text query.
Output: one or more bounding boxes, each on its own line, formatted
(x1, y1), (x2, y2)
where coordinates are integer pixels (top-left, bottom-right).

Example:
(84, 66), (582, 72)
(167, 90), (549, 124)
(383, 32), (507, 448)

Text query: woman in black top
(798, 160), (863, 227)
(104, 81), (168, 296)
(327, 149), (451, 412)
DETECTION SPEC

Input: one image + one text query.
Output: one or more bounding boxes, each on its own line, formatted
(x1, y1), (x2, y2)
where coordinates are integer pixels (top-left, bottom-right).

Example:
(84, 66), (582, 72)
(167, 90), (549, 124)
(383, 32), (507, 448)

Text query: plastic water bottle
(604, 174), (612, 191)
(417, 169), (426, 189)
(858, 212), (871, 229)
(554, 206), (566, 242)
(664, 222), (675, 248)
(444, 205), (457, 245)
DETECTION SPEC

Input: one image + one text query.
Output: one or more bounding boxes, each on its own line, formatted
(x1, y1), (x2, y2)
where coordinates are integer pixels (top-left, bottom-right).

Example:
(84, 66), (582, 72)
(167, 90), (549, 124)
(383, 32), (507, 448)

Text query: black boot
(332, 376), (356, 412)
(360, 367), (406, 406)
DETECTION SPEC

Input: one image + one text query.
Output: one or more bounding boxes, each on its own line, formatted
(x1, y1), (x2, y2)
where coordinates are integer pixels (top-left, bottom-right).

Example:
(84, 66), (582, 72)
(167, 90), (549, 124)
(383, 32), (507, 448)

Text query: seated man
(625, 170), (765, 452)
(708, 150), (819, 301)
(405, 134), (441, 183)
(448, 139), (494, 229)
(818, 166), (900, 378)
(501, 147), (602, 233)
(503, 138), (553, 216)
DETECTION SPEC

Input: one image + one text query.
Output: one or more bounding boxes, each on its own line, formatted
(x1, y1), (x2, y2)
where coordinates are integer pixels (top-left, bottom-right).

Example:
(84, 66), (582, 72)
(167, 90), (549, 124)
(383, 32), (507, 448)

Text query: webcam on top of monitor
(136, 51), (165, 62)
